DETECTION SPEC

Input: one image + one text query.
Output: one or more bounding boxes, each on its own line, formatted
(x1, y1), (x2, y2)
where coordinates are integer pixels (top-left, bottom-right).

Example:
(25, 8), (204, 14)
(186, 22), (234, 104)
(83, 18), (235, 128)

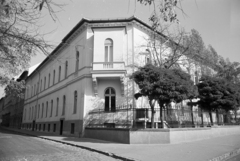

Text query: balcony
(92, 62), (125, 71)
(91, 62), (126, 96)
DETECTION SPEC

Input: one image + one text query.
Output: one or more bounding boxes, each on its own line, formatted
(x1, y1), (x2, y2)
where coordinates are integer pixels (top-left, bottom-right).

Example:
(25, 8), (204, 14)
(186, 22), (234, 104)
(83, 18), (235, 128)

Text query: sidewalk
(3, 127), (240, 161)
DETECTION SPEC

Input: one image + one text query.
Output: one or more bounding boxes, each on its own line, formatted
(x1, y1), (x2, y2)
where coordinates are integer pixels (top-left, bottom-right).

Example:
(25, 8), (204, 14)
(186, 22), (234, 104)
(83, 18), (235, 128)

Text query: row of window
(22, 123), (75, 134)
(27, 51), (81, 99)
(27, 38), (114, 99)
(24, 91), (78, 121)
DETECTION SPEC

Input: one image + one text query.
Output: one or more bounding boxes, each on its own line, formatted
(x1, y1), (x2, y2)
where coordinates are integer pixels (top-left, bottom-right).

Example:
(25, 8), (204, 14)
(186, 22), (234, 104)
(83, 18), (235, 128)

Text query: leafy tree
(131, 64), (160, 128)
(137, 0), (184, 23)
(0, 0), (62, 87)
(131, 64), (195, 128)
(197, 76), (237, 125)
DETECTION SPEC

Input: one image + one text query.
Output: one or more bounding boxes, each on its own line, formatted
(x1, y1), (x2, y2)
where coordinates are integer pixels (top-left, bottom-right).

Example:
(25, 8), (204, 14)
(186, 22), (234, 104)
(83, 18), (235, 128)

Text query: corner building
(22, 17), (158, 136)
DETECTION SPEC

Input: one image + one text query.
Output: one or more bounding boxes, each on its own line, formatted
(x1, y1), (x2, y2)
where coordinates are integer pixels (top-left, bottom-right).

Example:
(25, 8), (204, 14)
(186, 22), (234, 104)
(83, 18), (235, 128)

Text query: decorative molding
(92, 77), (98, 96)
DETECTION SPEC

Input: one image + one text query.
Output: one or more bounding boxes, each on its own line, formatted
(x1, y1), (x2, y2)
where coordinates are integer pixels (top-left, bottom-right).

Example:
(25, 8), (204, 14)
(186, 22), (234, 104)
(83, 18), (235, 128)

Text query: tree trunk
(209, 111), (213, 126)
(158, 101), (164, 128)
(216, 109), (219, 125)
(190, 100), (194, 127)
(151, 106), (155, 129)
(191, 105), (194, 127)
(149, 100), (156, 129)
(201, 108), (204, 127)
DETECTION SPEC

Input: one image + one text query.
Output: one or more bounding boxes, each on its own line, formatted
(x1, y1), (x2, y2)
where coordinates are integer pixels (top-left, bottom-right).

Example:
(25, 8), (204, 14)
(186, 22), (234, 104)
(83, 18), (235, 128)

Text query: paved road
(0, 127), (119, 161)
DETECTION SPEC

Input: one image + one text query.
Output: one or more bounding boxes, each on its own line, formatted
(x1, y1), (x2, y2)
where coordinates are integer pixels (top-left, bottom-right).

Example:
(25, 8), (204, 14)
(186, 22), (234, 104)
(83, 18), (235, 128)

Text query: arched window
(42, 103), (44, 118)
(37, 82), (39, 93)
(40, 79), (42, 91)
(38, 104), (40, 118)
(58, 66), (61, 82)
(29, 107), (31, 120)
(56, 97), (59, 116)
(46, 101), (48, 118)
(76, 51), (79, 72)
(65, 61), (68, 78)
(32, 106), (34, 120)
(62, 95), (66, 115)
(104, 39), (113, 63)
(48, 73), (51, 87)
(44, 76), (46, 90)
(50, 100), (53, 117)
(35, 105), (37, 119)
(104, 87), (116, 112)
(53, 70), (55, 85)
(73, 91), (77, 114)
(24, 109), (27, 120)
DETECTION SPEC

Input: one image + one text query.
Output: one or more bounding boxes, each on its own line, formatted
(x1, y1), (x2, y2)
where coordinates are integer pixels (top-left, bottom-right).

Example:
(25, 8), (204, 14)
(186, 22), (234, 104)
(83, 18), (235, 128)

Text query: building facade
(21, 17), (221, 136)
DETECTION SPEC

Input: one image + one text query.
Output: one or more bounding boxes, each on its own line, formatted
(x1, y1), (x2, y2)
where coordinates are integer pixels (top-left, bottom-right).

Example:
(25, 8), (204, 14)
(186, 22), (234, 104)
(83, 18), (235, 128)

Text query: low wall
(84, 128), (130, 143)
(85, 126), (240, 144)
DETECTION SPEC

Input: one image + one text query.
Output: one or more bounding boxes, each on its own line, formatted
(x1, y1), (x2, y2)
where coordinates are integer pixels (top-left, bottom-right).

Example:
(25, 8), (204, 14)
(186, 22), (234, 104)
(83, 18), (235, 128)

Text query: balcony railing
(92, 62), (125, 70)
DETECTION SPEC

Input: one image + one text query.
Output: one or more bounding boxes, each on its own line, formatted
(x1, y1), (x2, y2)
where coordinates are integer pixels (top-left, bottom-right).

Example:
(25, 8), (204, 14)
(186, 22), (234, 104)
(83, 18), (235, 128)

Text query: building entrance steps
(2, 126), (240, 161)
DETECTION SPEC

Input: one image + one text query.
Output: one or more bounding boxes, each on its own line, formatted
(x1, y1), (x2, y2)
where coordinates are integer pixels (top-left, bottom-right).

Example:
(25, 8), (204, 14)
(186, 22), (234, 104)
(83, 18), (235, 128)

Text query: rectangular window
(56, 98), (59, 116)
(105, 46), (108, 62)
(44, 77), (46, 90)
(48, 73), (51, 87)
(73, 91), (77, 114)
(53, 70), (55, 85)
(46, 102), (48, 118)
(38, 105), (40, 118)
(71, 123), (75, 134)
(59, 66), (61, 82)
(40, 80), (42, 92)
(53, 124), (56, 132)
(50, 100), (53, 117)
(62, 96), (66, 116)
(42, 103), (44, 118)
(34, 105), (37, 119)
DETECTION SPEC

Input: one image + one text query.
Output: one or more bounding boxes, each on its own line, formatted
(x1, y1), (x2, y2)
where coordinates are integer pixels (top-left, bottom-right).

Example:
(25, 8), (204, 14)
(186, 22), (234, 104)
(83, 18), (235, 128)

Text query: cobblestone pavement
(1, 138), (121, 161)
(0, 128), (120, 161)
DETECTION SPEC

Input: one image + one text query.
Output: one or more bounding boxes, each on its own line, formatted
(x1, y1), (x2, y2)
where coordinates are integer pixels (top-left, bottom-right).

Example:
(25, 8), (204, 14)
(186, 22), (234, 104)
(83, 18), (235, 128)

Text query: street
(0, 127), (119, 161)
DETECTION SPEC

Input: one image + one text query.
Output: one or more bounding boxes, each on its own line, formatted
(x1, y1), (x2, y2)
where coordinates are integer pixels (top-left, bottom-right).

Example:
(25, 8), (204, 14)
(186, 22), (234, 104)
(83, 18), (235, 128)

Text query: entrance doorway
(60, 120), (63, 135)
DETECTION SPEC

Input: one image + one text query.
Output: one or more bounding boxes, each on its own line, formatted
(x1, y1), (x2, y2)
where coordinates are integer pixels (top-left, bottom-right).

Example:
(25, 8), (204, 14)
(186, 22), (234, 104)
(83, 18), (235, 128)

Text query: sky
(30, 0), (240, 66)
(0, 0), (239, 98)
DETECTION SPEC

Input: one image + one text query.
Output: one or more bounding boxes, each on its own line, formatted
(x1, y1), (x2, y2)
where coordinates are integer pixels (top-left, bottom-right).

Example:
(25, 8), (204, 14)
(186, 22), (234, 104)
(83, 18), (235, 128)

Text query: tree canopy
(0, 0), (61, 86)
(131, 64), (195, 128)
(197, 75), (238, 124)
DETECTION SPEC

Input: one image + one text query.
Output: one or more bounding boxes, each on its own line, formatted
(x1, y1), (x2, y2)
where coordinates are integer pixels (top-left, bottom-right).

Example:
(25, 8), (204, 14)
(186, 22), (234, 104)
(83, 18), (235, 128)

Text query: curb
(2, 127), (137, 161)
(209, 148), (240, 161)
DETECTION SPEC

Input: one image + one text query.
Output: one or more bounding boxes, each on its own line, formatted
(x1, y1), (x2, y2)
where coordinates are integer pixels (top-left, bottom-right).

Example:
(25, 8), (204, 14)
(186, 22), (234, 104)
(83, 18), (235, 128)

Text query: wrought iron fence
(86, 106), (237, 129)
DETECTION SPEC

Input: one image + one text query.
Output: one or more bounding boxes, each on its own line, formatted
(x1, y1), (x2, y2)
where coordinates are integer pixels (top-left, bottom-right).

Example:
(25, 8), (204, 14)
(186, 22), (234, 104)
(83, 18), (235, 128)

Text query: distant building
(0, 64), (40, 128)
